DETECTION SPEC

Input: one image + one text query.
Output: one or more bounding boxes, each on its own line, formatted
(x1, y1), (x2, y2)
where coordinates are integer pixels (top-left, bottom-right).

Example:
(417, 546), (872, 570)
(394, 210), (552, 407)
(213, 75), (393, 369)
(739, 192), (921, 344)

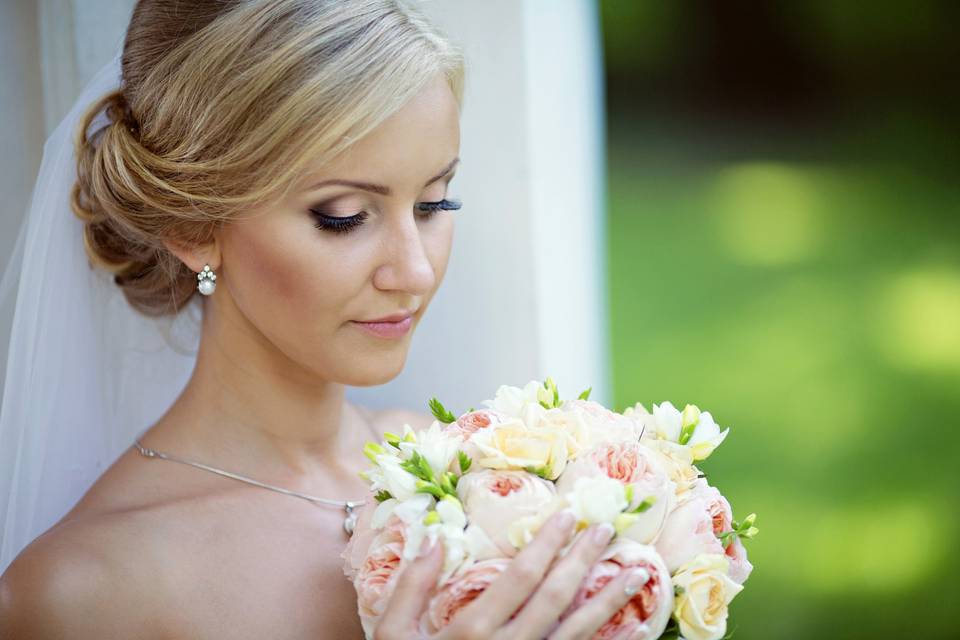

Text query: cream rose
(555, 442), (675, 544)
(672, 553), (744, 640)
(561, 538), (673, 640)
(456, 469), (557, 557)
(469, 418), (570, 480)
(638, 438), (701, 503)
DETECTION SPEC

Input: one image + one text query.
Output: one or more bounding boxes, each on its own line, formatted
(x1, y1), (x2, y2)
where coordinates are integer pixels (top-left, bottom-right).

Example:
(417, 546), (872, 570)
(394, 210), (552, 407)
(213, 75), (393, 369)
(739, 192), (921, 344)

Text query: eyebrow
(305, 156), (460, 196)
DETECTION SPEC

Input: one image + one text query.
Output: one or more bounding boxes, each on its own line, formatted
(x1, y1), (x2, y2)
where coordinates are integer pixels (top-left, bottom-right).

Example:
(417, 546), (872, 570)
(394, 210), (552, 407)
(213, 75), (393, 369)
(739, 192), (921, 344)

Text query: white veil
(0, 45), (203, 574)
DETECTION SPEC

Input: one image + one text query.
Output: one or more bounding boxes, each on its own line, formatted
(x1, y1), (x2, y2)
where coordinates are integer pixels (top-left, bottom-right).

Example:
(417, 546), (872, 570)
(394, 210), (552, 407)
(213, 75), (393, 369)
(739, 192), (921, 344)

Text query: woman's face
(215, 72), (460, 386)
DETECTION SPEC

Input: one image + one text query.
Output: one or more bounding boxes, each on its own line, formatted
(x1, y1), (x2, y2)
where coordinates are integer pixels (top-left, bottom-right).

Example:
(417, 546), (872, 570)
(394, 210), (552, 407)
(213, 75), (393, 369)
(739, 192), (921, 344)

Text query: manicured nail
(625, 568), (649, 592)
(591, 523), (615, 545)
(556, 510), (576, 532)
(418, 536), (436, 558)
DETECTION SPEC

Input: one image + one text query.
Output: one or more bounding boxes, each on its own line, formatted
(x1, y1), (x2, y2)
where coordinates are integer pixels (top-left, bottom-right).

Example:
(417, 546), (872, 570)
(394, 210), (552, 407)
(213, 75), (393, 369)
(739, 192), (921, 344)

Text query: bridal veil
(0, 45), (201, 574)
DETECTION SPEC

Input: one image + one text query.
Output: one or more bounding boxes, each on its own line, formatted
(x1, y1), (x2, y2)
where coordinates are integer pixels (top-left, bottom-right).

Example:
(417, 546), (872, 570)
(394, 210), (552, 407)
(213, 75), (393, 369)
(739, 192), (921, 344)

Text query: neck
(146, 296), (372, 484)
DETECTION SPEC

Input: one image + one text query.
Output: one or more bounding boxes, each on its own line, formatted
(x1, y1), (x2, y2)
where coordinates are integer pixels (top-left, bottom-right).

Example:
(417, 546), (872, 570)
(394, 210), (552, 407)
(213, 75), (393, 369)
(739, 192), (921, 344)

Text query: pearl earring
(197, 264), (217, 296)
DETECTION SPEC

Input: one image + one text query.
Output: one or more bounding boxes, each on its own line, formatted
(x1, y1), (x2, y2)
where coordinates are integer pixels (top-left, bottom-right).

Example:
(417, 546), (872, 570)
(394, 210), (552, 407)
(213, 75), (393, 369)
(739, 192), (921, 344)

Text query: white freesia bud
(369, 453), (418, 501)
(686, 410), (729, 461)
(639, 402), (729, 462)
(562, 475), (628, 526)
(398, 420), (462, 478)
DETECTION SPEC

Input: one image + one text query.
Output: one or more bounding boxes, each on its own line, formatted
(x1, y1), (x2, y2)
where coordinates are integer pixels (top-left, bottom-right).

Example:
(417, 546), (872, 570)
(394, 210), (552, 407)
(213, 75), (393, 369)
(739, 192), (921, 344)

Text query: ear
(162, 236), (221, 274)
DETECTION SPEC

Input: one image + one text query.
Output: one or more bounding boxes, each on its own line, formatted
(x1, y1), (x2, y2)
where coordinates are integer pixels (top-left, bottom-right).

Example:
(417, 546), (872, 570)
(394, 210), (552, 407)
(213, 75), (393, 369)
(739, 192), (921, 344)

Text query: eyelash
(310, 198), (463, 235)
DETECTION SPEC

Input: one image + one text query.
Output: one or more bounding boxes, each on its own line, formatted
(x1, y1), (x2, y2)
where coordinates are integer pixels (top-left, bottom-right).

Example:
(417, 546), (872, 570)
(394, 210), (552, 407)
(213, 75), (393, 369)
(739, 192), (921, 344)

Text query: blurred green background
(599, 2), (960, 638)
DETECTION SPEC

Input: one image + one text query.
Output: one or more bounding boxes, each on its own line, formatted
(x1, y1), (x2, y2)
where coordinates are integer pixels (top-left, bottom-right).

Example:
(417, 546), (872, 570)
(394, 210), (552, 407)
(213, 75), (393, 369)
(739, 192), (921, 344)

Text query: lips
(359, 309), (417, 323)
(351, 315), (414, 339)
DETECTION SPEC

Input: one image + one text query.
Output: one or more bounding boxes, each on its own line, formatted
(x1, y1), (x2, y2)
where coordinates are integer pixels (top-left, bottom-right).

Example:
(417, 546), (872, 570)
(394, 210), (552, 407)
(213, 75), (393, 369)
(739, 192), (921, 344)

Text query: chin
(336, 347), (410, 387)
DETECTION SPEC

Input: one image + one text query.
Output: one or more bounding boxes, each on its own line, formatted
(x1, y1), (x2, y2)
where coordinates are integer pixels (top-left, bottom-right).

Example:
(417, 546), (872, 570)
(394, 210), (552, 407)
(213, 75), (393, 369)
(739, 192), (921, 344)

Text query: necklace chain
(131, 439), (366, 535)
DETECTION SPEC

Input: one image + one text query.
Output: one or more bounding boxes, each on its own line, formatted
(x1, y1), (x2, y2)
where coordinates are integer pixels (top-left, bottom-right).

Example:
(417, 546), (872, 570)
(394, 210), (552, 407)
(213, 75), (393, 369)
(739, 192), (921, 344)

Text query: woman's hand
(373, 510), (649, 640)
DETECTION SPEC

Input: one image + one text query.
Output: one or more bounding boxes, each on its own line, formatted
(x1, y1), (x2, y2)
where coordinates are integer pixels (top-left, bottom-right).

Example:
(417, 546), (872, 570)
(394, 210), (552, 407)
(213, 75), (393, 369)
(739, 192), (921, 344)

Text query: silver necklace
(132, 440), (365, 535)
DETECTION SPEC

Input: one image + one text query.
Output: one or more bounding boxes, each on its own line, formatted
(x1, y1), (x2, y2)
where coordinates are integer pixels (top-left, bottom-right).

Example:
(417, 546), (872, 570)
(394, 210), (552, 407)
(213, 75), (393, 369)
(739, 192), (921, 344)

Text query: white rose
(672, 553), (744, 640)
(456, 469), (557, 557)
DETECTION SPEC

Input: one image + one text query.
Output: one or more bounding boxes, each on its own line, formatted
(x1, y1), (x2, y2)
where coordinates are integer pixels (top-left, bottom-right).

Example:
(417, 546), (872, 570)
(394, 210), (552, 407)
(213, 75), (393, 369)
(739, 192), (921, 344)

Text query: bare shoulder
(0, 517), (164, 639)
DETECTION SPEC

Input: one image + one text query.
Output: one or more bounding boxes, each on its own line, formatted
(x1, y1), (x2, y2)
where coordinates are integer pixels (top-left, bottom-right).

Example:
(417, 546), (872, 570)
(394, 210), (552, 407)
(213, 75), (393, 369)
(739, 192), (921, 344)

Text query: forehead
(300, 73), (460, 192)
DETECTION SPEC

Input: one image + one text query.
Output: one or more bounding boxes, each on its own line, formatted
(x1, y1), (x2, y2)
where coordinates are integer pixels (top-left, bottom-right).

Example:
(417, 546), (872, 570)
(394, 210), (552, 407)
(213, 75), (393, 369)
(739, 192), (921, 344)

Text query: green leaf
(630, 497), (655, 514)
(399, 451), (434, 482)
(524, 463), (552, 479)
(383, 432), (402, 449)
(374, 490), (393, 503)
(428, 397), (457, 423)
(457, 450), (472, 474)
(467, 406), (475, 412)
(415, 481), (445, 499)
(439, 472), (457, 496)
(677, 421), (697, 446)
(577, 387), (592, 401)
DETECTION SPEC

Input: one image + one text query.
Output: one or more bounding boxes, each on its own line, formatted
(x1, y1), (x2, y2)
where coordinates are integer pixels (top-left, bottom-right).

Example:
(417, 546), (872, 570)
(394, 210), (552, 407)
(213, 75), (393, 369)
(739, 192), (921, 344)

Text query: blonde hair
(71, 0), (465, 316)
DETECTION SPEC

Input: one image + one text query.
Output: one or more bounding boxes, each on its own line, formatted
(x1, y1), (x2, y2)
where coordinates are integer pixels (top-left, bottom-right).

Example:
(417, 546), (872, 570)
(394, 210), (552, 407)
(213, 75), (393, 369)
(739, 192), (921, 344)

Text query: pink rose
(353, 529), (405, 635)
(456, 469), (556, 557)
(654, 487), (724, 573)
(562, 399), (643, 445)
(447, 409), (512, 461)
(562, 538), (673, 640)
(556, 442), (675, 544)
(420, 558), (512, 634)
(341, 497), (410, 636)
(695, 480), (753, 585)
(453, 408), (509, 437)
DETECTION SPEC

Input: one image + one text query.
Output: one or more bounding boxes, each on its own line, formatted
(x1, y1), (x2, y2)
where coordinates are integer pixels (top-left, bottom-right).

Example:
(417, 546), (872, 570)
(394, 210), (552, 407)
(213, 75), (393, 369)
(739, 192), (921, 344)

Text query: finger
(443, 510), (577, 636)
(548, 566), (650, 640)
(375, 537), (444, 636)
(505, 522), (616, 640)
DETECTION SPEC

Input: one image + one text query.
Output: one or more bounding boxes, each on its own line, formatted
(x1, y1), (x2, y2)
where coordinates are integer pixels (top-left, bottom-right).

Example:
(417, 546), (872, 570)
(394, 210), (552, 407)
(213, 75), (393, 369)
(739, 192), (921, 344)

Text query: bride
(0, 2), (643, 638)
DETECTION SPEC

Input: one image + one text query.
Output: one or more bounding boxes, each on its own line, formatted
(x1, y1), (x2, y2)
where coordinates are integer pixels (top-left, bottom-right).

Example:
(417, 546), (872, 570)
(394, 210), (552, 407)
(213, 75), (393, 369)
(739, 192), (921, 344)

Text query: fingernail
(556, 510), (576, 532)
(625, 568), (649, 591)
(418, 536), (436, 558)
(591, 523), (615, 545)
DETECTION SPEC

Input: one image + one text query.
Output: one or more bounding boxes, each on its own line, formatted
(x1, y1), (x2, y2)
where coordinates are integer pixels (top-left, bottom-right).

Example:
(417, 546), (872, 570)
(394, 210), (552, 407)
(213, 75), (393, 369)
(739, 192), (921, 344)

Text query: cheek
(223, 218), (363, 328)
(424, 216), (455, 282)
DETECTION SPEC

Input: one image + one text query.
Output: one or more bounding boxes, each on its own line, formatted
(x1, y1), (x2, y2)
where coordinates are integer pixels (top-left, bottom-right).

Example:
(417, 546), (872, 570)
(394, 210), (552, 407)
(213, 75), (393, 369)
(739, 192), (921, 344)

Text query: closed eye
(310, 198), (463, 235)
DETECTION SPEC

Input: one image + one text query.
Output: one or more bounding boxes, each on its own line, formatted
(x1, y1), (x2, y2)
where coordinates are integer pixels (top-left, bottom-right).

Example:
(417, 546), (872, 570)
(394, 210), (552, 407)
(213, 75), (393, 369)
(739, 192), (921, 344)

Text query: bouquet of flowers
(342, 378), (758, 640)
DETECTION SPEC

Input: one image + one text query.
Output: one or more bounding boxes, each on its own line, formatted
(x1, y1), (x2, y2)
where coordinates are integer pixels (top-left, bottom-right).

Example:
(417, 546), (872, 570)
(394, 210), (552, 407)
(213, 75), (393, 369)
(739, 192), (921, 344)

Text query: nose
(373, 210), (436, 296)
